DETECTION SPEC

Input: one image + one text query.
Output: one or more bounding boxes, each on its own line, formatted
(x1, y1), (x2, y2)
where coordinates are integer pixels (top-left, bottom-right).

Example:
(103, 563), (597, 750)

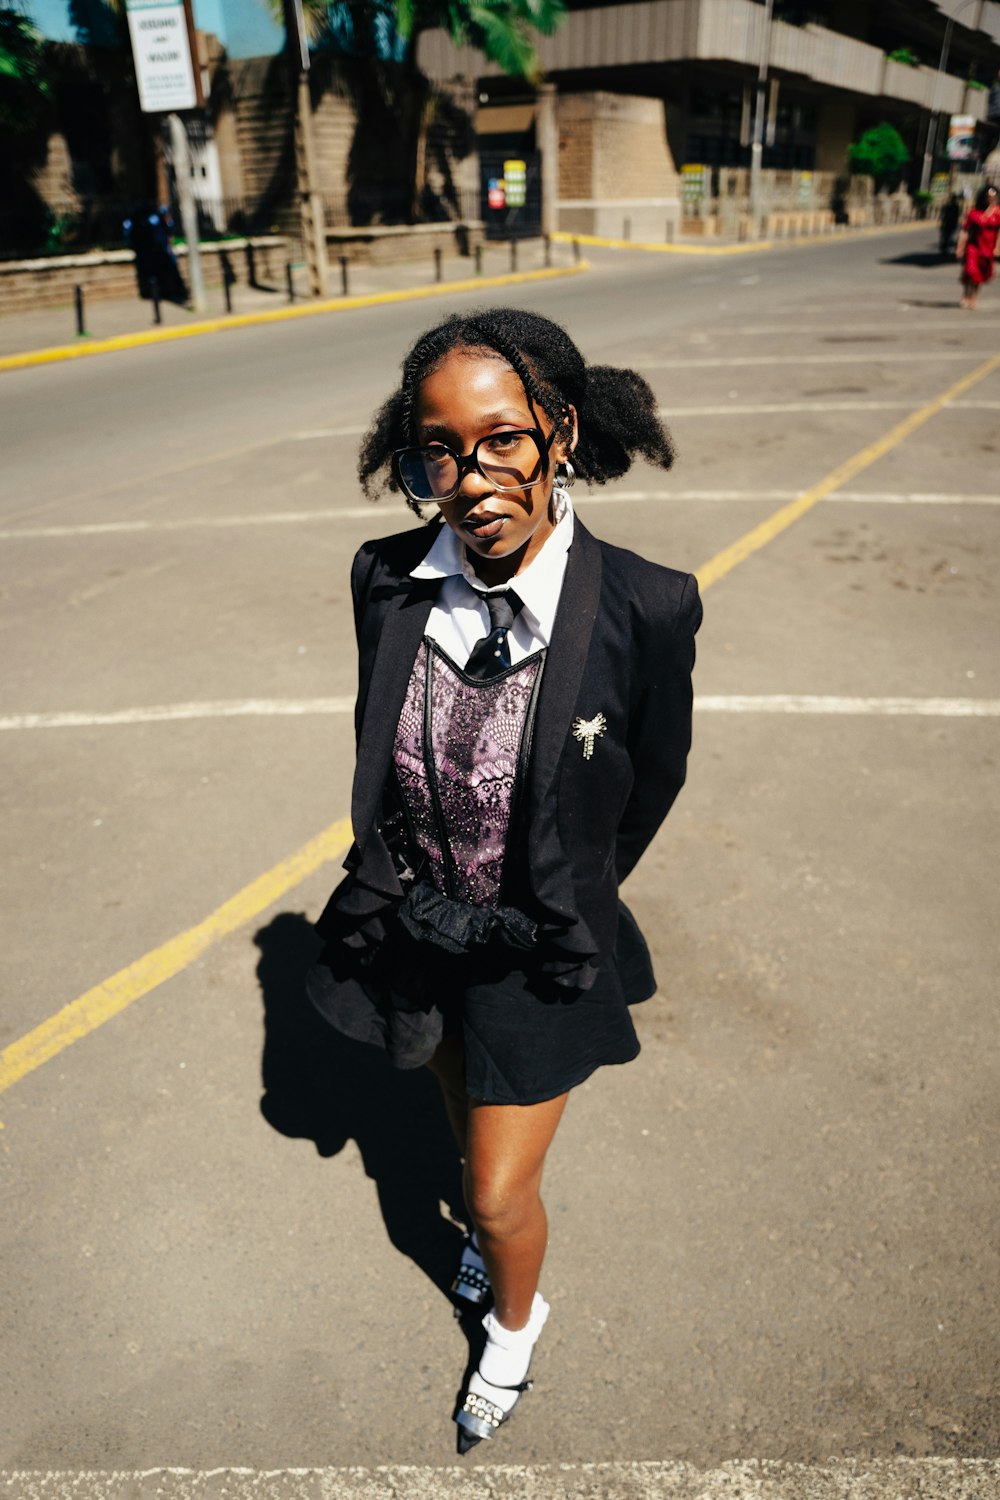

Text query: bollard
(665, 219), (674, 243)
(74, 284), (87, 338)
(510, 239), (518, 272)
(573, 237), (580, 264)
(149, 276), (162, 325)
(623, 216), (631, 241)
(434, 246), (442, 283)
(475, 243), (483, 276)
(286, 262), (295, 303)
(220, 251), (234, 314)
(544, 233), (551, 267)
(340, 255), (349, 296)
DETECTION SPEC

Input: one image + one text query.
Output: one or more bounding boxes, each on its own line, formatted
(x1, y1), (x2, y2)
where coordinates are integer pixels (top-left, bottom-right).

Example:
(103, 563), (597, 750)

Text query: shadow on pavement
(880, 251), (952, 267)
(253, 910), (469, 1307)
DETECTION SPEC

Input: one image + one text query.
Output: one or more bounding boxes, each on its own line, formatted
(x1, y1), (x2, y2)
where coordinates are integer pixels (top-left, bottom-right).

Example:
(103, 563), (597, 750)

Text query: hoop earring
(554, 458), (576, 488)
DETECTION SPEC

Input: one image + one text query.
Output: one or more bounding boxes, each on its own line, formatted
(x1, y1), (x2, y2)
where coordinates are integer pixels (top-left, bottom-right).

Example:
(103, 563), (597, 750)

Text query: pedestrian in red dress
(957, 183), (1000, 309)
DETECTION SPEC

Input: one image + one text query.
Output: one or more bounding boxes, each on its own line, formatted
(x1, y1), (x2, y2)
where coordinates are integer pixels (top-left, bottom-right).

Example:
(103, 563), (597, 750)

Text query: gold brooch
(572, 713), (607, 760)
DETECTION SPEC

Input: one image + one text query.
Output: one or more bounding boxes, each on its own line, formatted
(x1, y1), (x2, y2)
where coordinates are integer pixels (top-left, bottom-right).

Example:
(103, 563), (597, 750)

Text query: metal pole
(510, 239), (517, 271)
(434, 246), (442, 282)
(295, 69), (328, 296)
(150, 276), (162, 324)
(74, 284), (86, 337)
(749, 0), (774, 239)
(167, 112), (205, 311)
(286, 261), (295, 302)
(921, 0), (979, 194)
(340, 255), (349, 296)
(475, 243), (483, 275)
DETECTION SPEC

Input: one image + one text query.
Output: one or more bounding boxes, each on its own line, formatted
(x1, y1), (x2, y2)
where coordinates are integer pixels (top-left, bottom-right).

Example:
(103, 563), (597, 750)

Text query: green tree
(288, 0), (564, 82)
(848, 122), (910, 185)
(270, 0), (563, 222)
(0, 8), (51, 136)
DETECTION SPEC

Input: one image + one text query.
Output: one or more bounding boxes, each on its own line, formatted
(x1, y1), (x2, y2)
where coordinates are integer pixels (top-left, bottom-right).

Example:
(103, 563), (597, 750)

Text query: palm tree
(269, 0), (564, 221)
(0, 8), (50, 136)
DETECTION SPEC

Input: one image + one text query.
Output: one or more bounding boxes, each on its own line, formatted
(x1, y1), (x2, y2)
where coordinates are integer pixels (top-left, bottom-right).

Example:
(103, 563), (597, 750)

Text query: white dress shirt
(409, 491), (575, 667)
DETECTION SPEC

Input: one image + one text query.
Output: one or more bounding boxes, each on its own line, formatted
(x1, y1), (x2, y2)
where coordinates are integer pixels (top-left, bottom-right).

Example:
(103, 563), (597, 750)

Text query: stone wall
(556, 92), (681, 239)
(0, 238), (288, 314)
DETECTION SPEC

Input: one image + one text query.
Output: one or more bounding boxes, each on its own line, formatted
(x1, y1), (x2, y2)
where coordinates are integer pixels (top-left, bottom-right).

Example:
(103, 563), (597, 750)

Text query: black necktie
(464, 589), (522, 680)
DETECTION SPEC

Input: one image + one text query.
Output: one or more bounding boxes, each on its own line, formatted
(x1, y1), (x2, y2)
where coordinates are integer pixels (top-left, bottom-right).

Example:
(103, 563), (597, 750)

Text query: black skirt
(305, 901), (654, 1107)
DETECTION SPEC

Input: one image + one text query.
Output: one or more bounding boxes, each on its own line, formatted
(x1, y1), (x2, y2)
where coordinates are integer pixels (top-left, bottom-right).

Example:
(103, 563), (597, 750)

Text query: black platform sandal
(451, 1231), (491, 1306)
(455, 1373), (533, 1451)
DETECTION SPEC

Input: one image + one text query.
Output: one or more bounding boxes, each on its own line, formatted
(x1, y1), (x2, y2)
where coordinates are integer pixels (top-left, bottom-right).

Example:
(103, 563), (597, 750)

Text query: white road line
(723, 318), (1000, 335)
(642, 351), (979, 367)
(581, 489), (1000, 506)
(2, 489), (996, 541)
(0, 698), (355, 730)
(0, 508), (383, 539)
(0, 1459), (996, 1500)
(659, 400), (1000, 416)
(696, 695), (1000, 716)
(2, 695), (996, 731)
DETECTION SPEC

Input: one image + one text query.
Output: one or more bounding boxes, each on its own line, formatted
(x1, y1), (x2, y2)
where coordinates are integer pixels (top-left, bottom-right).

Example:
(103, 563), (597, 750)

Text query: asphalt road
(1, 232), (998, 1480)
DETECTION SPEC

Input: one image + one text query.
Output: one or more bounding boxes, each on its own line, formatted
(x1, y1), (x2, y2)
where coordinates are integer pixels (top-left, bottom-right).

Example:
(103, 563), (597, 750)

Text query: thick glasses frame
(392, 426), (556, 504)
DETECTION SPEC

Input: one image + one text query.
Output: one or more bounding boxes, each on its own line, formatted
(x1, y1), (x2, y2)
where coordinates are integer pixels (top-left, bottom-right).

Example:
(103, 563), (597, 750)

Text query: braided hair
(358, 307), (674, 517)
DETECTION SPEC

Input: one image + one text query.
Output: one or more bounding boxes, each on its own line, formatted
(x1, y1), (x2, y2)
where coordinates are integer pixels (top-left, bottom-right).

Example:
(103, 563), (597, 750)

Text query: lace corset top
(392, 638), (545, 909)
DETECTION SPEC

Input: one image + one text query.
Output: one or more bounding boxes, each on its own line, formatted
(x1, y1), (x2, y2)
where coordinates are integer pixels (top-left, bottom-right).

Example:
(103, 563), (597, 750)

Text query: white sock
(468, 1292), (550, 1416)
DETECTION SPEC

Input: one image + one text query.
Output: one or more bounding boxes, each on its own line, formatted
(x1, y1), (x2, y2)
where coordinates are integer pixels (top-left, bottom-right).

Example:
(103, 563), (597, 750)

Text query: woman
(307, 307), (701, 1449)
(957, 182), (1000, 308)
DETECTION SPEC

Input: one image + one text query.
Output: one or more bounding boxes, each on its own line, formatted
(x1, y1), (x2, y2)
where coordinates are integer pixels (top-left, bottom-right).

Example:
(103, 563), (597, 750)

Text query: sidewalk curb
(2, 1459), (999, 1499)
(551, 221), (931, 257)
(0, 261), (588, 375)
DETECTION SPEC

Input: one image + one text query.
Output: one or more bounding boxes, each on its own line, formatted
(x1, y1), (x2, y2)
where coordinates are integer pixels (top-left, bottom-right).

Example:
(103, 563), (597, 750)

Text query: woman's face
(411, 349), (576, 585)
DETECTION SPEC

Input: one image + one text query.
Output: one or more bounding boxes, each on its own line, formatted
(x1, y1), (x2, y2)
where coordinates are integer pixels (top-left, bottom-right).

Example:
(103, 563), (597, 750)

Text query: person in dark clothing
(307, 308), (702, 1449)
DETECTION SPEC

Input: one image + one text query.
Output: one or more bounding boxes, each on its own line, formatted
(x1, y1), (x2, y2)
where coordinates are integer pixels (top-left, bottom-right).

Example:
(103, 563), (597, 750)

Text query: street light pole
(749, 0), (775, 238)
(921, 0), (981, 193)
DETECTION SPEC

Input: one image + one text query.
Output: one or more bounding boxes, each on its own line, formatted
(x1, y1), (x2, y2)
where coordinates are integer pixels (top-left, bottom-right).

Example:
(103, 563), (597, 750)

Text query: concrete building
(418, 0), (1000, 235)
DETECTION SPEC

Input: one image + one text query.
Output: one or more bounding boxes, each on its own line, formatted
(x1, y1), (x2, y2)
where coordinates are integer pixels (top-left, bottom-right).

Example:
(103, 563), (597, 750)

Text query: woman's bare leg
(464, 1092), (569, 1330)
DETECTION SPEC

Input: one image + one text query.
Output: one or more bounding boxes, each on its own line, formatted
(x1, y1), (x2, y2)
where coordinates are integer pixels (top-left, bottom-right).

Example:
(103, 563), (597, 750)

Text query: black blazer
(315, 516), (702, 990)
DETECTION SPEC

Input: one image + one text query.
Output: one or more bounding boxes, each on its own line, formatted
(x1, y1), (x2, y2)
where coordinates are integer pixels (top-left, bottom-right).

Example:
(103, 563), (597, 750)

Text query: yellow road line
(695, 351), (1000, 591)
(0, 818), (352, 1096)
(5, 350), (999, 1099)
(551, 222), (927, 257)
(0, 262), (588, 374)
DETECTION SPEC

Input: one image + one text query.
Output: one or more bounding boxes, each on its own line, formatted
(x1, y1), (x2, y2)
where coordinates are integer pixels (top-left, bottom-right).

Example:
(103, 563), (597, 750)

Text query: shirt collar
(410, 492), (574, 633)
(411, 490), (573, 583)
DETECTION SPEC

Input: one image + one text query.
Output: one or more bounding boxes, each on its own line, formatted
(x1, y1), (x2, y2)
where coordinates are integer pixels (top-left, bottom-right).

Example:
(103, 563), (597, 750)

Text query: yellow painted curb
(7, 346), (998, 1100)
(0, 817), (353, 1095)
(551, 221), (930, 258)
(0, 261), (589, 375)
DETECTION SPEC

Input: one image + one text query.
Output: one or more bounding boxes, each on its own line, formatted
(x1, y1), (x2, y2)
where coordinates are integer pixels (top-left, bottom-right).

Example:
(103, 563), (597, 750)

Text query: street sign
(946, 114), (976, 162)
(125, 0), (199, 114)
(503, 160), (527, 209)
(682, 164), (710, 203)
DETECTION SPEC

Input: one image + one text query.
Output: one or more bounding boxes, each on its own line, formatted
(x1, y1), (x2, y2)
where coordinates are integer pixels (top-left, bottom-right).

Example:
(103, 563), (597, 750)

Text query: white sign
(126, 0), (198, 114)
(946, 114), (976, 162)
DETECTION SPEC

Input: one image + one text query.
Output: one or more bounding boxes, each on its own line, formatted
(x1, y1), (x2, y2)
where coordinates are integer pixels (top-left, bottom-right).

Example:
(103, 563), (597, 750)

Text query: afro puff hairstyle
(358, 306), (675, 517)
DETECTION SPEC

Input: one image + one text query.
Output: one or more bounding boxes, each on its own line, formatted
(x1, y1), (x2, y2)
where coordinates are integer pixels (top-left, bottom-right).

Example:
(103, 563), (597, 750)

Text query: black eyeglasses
(392, 427), (556, 505)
